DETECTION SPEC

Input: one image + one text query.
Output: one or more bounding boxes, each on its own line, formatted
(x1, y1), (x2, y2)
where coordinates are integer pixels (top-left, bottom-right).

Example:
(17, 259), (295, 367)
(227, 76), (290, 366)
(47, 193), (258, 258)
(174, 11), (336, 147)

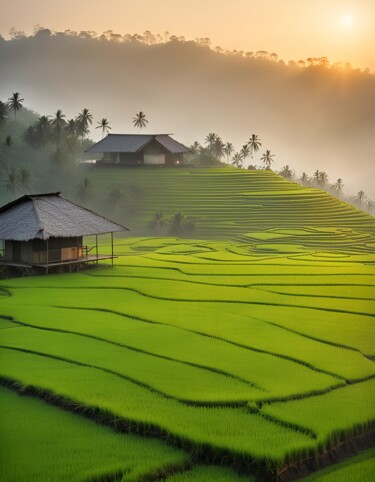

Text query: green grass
(299, 448), (375, 481)
(87, 167), (375, 241)
(0, 233), (374, 479)
(165, 465), (254, 481)
(0, 385), (187, 482)
(0, 347), (316, 469)
(261, 378), (375, 444)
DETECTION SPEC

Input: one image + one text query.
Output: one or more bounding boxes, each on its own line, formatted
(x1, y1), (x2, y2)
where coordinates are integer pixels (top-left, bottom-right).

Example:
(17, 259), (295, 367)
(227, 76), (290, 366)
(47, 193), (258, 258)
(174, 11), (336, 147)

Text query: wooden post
(46, 239), (49, 275)
(111, 232), (114, 268)
(96, 234), (98, 265)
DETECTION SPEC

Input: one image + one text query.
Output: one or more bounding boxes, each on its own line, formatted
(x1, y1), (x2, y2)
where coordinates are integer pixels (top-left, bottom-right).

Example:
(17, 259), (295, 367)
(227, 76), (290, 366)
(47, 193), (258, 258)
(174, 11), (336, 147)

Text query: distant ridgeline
(88, 167), (375, 250)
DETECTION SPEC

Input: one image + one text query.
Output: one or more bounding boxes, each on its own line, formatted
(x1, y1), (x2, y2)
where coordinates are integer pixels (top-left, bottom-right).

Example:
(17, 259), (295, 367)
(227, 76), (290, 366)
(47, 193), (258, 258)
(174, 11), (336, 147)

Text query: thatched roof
(0, 193), (128, 241)
(86, 134), (190, 154)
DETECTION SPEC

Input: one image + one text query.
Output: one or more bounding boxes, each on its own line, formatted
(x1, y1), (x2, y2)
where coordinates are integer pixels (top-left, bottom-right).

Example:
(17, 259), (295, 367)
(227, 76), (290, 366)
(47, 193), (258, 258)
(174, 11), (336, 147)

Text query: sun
(340, 14), (353, 27)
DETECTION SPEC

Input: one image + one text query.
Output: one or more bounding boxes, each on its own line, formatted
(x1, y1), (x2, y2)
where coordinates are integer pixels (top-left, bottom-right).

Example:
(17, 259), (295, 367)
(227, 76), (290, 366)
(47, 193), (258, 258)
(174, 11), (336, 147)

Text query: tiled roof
(85, 134), (190, 154)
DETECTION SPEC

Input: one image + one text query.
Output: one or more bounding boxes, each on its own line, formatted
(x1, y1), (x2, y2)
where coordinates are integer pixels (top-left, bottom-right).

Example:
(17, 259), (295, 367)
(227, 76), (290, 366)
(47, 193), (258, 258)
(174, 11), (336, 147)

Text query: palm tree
(333, 178), (344, 192)
(133, 111), (148, 131)
(204, 133), (217, 147)
(189, 141), (201, 155)
(247, 134), (261, 158)
(96, 118), (111, 138)
(51, 109), (66, 143)
(148, 211), (166, 235)
(299, 172), (309, 186)
(7, 92), (24, 120)
(313, 170), (320, 185)
(260, 150), (275, 169)
(231, 152), (243, 168)
(318, 171), (329, 186)
(65, 119), (78, 144)
(5, 135), (13, 171)
(24, 116), (51, 150)
(3, 169), (21, 200)
(356, 190), (366, 205)
(75, 177), (92, 202)
(169, 212), (186, 237)
(19, 168), (32, 193)
(279, 165), (294, 179)
(240, 144), (251, 167)
(76, 108), (93, 139)
(223, 142), (234, 164)
(213, 136), (224, 160)
(0, 101), (8, 128)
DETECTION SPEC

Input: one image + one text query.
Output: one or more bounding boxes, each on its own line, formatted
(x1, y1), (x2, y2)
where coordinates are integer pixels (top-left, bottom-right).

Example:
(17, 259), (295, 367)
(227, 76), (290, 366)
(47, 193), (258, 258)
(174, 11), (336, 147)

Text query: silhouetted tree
(5, 135), (12, 171)
(76, 108), (93, 138)
(231, 152), (243, 168)
(133, 111), (148, 131)
(96, 118), (111, 138)
(51, 109), (66, 143)
(299, 172), (309, 185)
(169, 212), (186, 237)
(356, 190), (366, 205)
(260, 150), (275, 169)
(7, 92), (24, 120)
(0, 101), (7, 128)
(223, 142), (234, 164)
(240, 144), (251, 167)
(75, 177), (92, 202)
(279, 165), (294, 179)
(247, 134), (262, 158)
(333, 178), (344, 192)
(148, 211), (166, 235)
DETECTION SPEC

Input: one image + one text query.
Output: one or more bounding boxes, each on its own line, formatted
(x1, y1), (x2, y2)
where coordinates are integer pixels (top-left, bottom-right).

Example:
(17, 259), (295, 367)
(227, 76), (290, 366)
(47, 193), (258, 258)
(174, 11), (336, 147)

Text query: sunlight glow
(340, 14), (353, 27)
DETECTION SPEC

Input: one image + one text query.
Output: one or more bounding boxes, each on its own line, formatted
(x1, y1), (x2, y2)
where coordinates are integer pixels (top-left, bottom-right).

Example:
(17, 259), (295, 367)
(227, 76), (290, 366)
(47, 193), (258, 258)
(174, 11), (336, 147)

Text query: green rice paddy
(1, 168), (375, 480)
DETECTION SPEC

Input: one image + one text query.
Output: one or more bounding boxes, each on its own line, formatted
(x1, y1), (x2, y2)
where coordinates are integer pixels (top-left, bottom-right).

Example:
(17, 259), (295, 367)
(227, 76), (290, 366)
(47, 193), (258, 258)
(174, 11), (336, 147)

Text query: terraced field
(1, 236), (374, 481)
(89, 167), (375, 240)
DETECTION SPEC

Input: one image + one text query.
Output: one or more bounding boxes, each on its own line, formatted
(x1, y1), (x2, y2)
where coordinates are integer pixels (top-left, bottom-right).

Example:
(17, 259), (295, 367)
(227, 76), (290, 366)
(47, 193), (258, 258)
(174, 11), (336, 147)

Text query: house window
(144, 154), (166, 165)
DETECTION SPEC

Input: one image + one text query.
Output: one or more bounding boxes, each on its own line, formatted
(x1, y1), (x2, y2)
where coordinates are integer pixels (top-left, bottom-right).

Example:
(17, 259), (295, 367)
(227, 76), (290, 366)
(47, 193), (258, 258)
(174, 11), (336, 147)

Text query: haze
(1, 0), (374, 197)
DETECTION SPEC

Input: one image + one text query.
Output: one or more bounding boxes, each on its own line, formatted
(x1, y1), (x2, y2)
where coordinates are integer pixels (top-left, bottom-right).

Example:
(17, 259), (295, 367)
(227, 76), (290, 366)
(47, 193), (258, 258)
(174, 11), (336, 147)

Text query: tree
(19, 168), (32, 193)
(356, 190), (366, 205)
(332, 178), (344, 192)
(313, 170), (321, 185)
(189, 141), (201, 155)
(204, 133), (217, 147)
(260, 150), (275, 169)
(0, 101), (7, 128)
(96, 118), (111, 138)
(247, 134), (261, 158)
(279, 165), (294, 179)
(7, 92), (24, 120)
(24, 116), (51, 150)
(213, 136), (224, 160)
(318, 171), (329, 186)
(76, 108), (93, 138)
(75, 177), (92, 202)
(231, 152), (243, 168)
(299, 172), (309, 185)
(51, 109), (66, 143)
(148, 211), (166, 235)
(2, 169), (21, 200)
(223, 142), (234, 164)
(5, 135), (13, 171)
(240, 144), (251, 167)
(65, 119), (78, 144)
(133, 111), (148, 131)
(169, 212), (186, 237)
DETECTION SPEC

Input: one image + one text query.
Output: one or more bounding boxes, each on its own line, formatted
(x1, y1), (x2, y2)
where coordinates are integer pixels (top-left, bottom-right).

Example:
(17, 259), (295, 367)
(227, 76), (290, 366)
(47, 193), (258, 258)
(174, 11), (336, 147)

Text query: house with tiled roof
(85, 134), (190, 166)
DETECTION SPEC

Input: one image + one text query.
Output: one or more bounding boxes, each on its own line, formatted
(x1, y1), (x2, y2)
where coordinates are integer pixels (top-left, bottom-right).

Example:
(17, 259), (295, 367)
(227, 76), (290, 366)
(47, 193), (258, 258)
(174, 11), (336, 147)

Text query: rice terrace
(0, 166), (374, 481)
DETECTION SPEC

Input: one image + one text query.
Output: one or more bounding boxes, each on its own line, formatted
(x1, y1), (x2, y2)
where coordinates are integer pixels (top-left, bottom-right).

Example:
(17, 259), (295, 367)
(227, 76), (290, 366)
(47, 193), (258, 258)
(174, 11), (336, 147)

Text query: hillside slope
(89, 167), (375, 242)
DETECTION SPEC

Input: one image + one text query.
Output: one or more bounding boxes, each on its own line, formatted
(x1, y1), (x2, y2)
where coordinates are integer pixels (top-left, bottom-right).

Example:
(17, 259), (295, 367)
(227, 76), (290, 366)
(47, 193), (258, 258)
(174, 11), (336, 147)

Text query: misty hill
(86, 167), (375, 246)
(0, 30), (374, 197)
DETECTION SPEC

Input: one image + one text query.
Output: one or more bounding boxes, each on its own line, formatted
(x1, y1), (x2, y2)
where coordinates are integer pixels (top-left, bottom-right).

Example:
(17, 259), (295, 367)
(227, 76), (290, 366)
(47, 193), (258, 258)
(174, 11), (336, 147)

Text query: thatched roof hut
(0, 193), (128, 273)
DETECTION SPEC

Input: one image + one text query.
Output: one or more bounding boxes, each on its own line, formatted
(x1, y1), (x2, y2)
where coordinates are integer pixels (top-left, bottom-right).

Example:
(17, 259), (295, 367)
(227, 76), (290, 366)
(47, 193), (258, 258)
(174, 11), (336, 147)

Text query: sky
(1, 0), (375, 71)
